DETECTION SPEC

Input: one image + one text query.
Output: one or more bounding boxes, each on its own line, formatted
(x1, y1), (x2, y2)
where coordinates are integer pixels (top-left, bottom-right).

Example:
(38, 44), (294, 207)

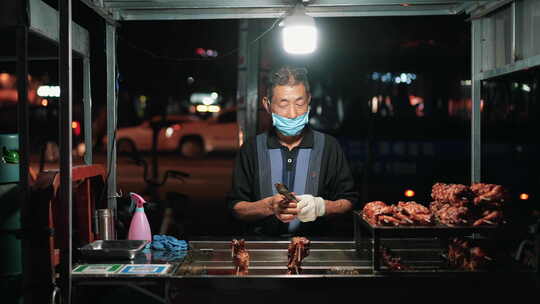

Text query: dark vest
(254, 130), (325, 235)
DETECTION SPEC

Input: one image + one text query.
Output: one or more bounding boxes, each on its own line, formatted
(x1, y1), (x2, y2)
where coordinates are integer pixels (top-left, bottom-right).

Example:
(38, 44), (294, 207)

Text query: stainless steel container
(95, 209), (116, 240)
(78, 240), (148, 260)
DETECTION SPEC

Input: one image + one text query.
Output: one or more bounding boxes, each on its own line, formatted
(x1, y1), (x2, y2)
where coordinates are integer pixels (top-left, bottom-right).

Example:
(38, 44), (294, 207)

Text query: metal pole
(471, 19), (482, 183)
(16, 16), (30, 304)
(59, 0), (73, 303)
(511, 0), (517, 63)
(236, 20), (248, 141)
(246, 20), (260, 138)
(83, 57), (93, 165)
(106, 24), (117, 212)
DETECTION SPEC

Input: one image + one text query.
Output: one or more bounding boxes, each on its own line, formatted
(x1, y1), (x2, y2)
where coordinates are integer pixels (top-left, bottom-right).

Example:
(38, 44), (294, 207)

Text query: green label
(72, 264), (123, 274)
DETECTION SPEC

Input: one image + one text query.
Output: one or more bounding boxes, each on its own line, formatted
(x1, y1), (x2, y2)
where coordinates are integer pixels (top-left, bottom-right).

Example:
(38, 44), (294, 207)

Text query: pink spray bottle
(128, 192), (152, 242)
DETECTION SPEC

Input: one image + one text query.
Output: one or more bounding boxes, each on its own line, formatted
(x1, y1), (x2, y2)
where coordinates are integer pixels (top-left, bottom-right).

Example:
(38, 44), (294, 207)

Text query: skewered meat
(397, 201), (430, 215)
(431, 183), (473, 207)
(431, 203), (470, 226)
(447, 238), (492, 271)
(472, 210), (503, 226)
(364, 182), (506, 227)
(362, 201), (394, 220)
(231, 239), (249, 275)
(396, 201), (433, 225)
(275, 182), (298, 203)
(381, 247), (409, 271)
(470, 183), (506, 206)
(287, 237), (310, 274)
(429, 200), (445, 214)
(447, 238), (468, 268)
(430, 182), (505, 226)
(363, 201), (434, 226)
(362, 201), (401, 226)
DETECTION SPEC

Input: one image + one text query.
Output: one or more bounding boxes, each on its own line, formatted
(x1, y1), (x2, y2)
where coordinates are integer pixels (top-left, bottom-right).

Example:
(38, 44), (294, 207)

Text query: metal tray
(78, 240), (149, 260)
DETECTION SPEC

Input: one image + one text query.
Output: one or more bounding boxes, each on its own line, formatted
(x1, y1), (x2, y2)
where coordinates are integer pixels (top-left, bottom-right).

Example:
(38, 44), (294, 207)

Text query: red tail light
(72, 121), (81, 136)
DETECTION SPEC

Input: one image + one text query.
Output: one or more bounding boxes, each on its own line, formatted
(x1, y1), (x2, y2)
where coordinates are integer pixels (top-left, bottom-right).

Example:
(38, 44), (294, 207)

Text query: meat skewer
(275, 183), (299, 203)
(381, 247), (409, 271)
(470, 183), (507, 206)
(231, 239), (250, 275)
(447, 238), (493, 271)
(431, 182), (506, 226)
(363, 182), (506, 227)
(287, 237), (310, 275)
(472, 210), (502, 226)
(431, 183), (474, 207)
(363, 201), (434, 226)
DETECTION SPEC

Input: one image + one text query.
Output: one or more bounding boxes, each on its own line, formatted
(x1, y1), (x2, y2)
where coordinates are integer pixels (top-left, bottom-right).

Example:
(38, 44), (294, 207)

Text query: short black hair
(266, 66), (310, 102)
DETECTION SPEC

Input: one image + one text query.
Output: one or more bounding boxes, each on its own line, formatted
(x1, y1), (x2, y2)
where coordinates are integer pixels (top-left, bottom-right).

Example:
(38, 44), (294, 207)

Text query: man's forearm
(232, 198), (274, 221)
(324, 199), (353, 216)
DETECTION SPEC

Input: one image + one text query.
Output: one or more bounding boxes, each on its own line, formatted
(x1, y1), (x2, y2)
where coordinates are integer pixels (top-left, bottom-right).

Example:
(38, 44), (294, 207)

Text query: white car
(175, 109), (239, 157)
(107, 110), (239, 157)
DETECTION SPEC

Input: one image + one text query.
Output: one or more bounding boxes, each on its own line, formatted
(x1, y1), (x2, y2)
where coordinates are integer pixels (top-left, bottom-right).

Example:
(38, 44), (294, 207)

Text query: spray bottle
(128, 192), (152, 242)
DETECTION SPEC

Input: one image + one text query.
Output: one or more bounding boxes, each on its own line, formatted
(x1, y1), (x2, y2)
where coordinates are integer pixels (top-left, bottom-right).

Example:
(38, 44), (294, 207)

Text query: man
(227, 66), (358, 236)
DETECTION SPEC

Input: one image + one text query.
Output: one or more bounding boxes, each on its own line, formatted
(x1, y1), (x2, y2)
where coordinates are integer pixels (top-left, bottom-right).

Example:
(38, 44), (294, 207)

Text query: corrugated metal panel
(517, 0), (540, 59)
(477, 0), (540, 80)
(479, 3), (512, 72)
(493, 7), (512, 68)
(481, 16), (495, 71)
(28, 0), (90, 57)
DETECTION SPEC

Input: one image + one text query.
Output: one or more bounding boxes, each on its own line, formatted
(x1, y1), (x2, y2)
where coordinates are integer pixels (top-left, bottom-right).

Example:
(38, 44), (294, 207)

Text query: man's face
(265, 84), (310, 119)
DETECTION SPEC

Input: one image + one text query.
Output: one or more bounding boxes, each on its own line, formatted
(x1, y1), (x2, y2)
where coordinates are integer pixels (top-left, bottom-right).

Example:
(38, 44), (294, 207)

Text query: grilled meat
(231, 239), (250, 275)
(472, 209), (503, 226)
(364, 182), (506, 227)
(431, 183), (473, 207)
(447, 238), (492, 271)
(362, 201), (401, 226)
(275, 183), (298, 203)
(363, 201), (434, 226)
(396, 201), (433, 225)
(470, 183), (506, 206)
(381, 247), (409, 271)
(431, 203), (470, 226)
(287, 237), (310, 274)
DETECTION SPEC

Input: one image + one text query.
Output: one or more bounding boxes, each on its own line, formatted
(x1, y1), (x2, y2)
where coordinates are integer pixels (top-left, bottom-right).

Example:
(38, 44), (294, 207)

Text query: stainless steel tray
(78, 240), (149, 260)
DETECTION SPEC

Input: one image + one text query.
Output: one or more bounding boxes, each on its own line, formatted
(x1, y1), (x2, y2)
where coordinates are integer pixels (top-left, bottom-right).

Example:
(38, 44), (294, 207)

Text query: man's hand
(296, 195), (325, 222)
(269, 193), (299, 223)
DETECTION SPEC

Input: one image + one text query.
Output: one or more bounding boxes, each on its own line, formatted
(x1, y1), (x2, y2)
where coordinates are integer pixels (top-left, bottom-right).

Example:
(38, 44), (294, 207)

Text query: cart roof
(98, 1), (500, 21)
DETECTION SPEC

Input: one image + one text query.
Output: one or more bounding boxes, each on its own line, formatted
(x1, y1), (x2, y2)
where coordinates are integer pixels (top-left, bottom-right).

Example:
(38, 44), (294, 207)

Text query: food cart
(2, 1), (540, 303)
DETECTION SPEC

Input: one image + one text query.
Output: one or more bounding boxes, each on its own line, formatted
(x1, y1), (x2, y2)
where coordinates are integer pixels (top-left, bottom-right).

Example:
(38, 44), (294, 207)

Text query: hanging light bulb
(282, 3), (317, 54)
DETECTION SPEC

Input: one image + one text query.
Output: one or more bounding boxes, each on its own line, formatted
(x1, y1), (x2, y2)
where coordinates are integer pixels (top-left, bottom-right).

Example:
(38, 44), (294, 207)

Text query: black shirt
(227, 127), (359, 235)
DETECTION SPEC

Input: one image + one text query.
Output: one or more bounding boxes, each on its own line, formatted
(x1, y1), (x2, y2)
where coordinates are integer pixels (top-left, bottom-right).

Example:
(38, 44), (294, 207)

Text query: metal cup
(95, 209), (116, 240)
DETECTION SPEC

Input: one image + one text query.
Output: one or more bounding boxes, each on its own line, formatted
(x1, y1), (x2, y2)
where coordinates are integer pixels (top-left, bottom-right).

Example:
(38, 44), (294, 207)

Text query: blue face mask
(271, 109), (310, 136)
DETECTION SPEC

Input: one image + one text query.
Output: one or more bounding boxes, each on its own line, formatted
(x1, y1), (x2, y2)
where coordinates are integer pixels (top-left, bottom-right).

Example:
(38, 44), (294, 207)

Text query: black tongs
(275, 183), (299, 203)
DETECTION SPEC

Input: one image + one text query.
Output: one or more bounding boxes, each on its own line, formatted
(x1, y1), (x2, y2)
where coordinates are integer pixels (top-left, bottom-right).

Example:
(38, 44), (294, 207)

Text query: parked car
(176, 109), (239, 157)
(105, 109), (239, 157)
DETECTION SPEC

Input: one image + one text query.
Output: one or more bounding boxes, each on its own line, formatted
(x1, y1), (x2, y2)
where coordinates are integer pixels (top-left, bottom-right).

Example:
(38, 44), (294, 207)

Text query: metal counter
(72, 240), (539, 304)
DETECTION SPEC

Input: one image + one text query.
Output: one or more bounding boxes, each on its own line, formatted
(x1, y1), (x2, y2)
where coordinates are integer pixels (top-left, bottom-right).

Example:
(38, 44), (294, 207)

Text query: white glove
(296, 195), (325, 222)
